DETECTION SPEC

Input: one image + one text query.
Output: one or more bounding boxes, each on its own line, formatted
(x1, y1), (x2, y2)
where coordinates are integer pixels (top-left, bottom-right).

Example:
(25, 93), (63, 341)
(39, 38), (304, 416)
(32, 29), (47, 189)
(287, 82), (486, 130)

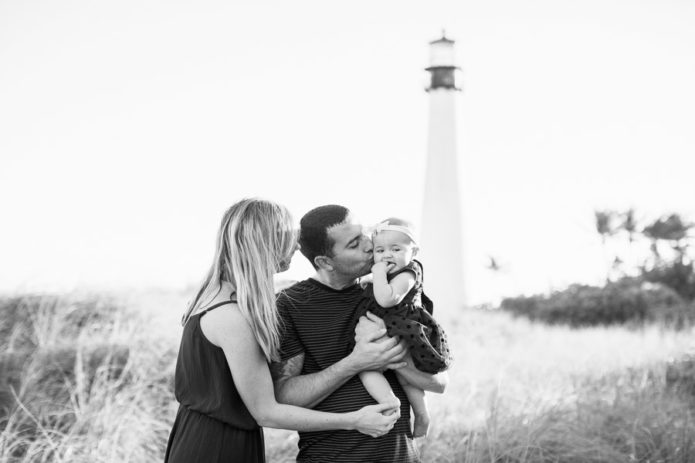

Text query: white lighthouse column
(419, 34), (467, 312)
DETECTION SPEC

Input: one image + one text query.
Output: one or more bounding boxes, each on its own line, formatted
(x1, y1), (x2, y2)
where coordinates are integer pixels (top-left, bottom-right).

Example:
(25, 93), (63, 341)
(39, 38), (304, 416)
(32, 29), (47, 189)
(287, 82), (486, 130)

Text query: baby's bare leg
(359, 370), (401, 415)
(396, 353), (430, 437)
(355, 314), (400, 414)
(399, 381), (429, 437)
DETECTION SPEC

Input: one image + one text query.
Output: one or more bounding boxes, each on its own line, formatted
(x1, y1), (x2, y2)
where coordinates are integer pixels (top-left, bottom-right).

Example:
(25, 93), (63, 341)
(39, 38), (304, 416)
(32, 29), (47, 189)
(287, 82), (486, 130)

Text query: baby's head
(372, 217), (419, 273)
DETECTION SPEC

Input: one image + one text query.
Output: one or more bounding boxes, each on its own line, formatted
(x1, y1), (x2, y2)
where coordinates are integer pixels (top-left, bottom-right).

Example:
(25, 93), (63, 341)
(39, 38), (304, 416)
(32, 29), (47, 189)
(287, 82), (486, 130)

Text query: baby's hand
(358, 274), (374, 289)
(371, 261), (395, 275)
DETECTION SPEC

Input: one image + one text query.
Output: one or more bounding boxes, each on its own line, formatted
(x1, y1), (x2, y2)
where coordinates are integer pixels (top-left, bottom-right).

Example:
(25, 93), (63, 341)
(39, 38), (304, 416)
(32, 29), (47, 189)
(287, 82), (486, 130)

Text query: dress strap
(199, 293), (237, 315)
(388, 260), (422, 282)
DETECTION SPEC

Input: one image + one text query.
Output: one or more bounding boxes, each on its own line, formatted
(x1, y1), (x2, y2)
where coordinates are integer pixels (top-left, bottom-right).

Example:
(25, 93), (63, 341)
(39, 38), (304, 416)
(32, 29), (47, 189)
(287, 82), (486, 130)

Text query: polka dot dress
(351, 260), (452, 374)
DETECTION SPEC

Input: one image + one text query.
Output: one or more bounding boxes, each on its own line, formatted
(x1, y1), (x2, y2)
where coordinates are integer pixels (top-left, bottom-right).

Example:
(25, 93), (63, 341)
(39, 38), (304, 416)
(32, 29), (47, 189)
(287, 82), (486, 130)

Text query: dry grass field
(2, 290), (695, 462)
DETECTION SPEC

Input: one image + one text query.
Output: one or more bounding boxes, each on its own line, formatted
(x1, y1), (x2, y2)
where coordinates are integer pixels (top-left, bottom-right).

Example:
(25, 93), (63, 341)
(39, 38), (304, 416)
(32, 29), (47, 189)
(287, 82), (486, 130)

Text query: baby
(351, 218), (452, 438)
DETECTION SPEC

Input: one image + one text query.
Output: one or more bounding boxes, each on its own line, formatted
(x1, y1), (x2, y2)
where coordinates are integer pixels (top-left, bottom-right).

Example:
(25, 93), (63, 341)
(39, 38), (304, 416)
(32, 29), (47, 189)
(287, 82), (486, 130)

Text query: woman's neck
(195, 281), (234, 311)
(218, 280), (235, 298)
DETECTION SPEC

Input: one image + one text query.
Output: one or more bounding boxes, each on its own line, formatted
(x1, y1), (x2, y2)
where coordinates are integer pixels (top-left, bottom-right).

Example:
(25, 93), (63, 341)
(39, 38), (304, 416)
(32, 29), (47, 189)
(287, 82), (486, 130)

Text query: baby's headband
(373, 220), (418, 244)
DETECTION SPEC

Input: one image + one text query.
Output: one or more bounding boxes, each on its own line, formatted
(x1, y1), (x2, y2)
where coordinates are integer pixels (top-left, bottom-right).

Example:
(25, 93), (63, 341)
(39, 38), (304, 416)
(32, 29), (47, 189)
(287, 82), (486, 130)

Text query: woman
(164, 198), (397, 462)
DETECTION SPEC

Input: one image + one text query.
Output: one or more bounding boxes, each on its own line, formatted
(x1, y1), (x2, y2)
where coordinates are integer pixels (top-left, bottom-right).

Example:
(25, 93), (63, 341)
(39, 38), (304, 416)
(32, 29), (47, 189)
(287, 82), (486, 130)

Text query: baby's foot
(412, 411), (430, 438)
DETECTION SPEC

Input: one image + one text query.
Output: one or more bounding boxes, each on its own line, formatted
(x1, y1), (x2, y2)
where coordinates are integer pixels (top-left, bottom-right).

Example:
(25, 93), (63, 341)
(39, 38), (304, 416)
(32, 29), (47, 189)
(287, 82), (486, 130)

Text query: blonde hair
(182, 198), (295, 362)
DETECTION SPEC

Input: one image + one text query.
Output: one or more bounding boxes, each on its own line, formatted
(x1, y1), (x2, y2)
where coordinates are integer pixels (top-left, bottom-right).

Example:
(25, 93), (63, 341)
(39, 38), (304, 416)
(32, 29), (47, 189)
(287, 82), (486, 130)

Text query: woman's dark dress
(351, 260), (452, 374)
(164, 298), (265, 463)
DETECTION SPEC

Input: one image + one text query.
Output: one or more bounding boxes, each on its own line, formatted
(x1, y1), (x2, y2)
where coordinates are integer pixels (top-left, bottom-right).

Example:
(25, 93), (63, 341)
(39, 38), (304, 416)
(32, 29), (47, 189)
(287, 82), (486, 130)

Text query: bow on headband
(373, 221), (418, 244)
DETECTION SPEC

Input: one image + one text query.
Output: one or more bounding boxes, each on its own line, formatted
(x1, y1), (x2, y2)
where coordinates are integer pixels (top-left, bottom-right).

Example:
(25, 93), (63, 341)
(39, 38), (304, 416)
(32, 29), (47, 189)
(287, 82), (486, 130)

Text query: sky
(1, 0), (694, 304)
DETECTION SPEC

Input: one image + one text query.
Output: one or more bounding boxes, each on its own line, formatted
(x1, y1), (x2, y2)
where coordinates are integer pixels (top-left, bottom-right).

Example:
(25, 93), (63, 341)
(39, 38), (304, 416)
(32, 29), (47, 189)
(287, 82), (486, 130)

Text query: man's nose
(363, 237), (373, 253)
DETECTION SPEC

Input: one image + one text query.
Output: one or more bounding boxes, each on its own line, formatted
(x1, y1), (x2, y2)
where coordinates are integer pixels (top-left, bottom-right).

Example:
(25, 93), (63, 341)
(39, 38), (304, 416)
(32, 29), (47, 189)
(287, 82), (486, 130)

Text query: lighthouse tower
(419, 33), (467, 311)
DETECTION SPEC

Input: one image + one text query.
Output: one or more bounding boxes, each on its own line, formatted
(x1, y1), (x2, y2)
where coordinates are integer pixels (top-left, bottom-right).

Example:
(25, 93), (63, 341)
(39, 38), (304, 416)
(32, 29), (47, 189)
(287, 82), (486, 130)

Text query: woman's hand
(350, 403), (400, 437)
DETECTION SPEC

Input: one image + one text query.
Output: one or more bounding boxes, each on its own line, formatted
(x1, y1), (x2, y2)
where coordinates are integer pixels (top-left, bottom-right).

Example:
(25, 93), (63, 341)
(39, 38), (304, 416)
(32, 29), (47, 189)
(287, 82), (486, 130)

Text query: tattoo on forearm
(270, 353), (304, 382)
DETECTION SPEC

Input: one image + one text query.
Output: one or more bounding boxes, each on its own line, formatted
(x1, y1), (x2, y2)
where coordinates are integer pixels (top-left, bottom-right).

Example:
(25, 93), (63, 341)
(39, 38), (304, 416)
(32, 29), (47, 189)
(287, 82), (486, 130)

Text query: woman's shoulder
(199, 301), (253, 347)
(200, 299), (244, 326)
(192, 296), (237, 316)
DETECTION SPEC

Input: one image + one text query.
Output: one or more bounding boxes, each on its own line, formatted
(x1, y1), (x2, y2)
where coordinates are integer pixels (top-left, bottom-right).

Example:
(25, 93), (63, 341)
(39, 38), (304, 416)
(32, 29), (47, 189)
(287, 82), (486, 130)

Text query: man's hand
(349, 314), (407, 374)
(354, 312), (386, 342)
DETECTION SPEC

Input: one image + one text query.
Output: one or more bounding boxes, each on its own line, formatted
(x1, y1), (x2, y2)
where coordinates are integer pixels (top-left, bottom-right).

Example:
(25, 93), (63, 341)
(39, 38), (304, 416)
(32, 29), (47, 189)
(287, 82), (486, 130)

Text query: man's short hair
(299, 205), (350, 269)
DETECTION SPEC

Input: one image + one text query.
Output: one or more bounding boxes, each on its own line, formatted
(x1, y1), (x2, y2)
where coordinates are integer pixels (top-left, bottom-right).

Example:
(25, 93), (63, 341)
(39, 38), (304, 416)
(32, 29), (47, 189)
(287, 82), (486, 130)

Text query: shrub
(500, 281), (694, 328)
(666, 356), (695, 398)
(643, 262), (695, 301)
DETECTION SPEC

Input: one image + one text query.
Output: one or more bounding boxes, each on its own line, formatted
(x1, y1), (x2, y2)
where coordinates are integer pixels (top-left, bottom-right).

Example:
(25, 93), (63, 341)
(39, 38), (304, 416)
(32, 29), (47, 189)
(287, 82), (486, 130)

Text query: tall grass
(415, 308), (695, 462)
(415, 365), (695, 462)
(0, 294), (177, 462)
(2, 293), (695, 462)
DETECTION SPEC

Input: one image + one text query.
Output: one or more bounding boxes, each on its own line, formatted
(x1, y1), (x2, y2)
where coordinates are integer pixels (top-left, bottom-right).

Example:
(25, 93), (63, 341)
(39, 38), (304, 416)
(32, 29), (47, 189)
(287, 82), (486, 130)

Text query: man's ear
(314, 256), (334, 272)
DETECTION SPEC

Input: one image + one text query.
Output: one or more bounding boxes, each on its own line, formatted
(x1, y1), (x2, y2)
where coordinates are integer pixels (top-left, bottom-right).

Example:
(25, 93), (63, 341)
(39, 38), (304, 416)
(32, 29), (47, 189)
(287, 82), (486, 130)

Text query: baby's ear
(411, 246), (420, 257)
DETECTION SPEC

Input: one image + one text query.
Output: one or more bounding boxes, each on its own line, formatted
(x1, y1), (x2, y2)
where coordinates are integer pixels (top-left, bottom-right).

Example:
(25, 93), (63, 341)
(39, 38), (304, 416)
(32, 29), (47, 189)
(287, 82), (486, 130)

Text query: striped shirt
(277, 278), (419, 463)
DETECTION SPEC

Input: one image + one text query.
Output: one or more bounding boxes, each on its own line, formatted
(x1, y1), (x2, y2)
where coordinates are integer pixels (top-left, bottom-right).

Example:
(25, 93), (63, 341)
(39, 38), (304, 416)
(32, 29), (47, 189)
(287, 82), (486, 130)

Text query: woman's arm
(201, 305), (398, 435)
(372, 262), (417, 308)
(270, 329), (406, 409)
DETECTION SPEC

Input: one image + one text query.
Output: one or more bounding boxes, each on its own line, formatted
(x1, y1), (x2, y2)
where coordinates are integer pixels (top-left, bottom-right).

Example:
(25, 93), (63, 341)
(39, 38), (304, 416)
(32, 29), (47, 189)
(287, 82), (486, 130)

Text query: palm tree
(594, 210), (617, 283)
(641, 214), (695, 300)
(623, 208), (637, 244)
(643, 214), (693, 265)
(621, 208), (638, 273)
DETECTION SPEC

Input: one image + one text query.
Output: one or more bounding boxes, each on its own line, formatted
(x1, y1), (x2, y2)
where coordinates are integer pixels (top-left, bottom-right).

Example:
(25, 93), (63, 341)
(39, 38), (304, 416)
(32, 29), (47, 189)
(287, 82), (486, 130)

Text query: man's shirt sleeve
(277, 290), (304, 361)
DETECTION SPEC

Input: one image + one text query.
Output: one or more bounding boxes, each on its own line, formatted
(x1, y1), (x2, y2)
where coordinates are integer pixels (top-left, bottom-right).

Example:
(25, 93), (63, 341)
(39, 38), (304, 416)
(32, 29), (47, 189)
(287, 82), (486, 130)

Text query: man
(271, 205), (449, 462)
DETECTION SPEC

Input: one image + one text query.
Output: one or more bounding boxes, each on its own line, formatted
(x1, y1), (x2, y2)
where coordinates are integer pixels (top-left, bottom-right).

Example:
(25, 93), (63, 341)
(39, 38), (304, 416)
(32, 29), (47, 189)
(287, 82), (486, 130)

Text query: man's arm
(271, 329), (407, 408)
(270, 352), (354, 409)
(358, 312), (449, 393)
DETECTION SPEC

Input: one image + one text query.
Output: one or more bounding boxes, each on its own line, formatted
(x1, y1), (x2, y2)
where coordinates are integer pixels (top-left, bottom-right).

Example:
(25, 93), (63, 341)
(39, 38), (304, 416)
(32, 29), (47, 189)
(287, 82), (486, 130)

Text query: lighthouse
(419, 33), (467, 312)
